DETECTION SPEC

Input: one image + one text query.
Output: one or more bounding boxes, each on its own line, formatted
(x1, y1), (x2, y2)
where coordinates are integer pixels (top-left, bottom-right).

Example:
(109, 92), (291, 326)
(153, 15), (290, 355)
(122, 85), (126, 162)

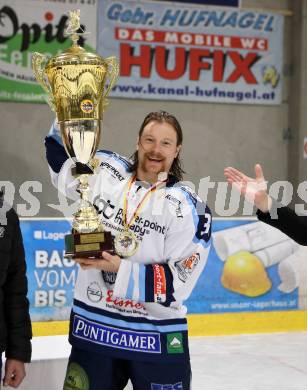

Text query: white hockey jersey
(45, 122), (212, 363)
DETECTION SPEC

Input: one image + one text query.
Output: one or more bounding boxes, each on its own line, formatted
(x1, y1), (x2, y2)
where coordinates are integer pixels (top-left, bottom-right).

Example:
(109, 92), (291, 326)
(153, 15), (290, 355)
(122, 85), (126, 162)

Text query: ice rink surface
(188, 333), (307, 390)
(13, 332), (307, 389)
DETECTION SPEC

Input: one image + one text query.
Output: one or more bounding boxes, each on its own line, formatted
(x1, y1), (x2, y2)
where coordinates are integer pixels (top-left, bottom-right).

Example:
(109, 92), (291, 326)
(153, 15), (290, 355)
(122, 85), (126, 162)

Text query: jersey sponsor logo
(175, 207), (183, 219)
(114, 208), (166, 237)
(151, 383), (183, 390)
(165, 194), (183, 218)
(102, 271), (117, 285)
(153, 264), (166, 303)
(93, 198), (116, 219)
(174, 253), (200, 282)
(105, 289), (147, 313)
(100, 161), (125, 181)
(166, 333), (184, 354)
(180, 186), (198, 206)
(85, 286), (147, 315)
(87, 282), (103, 303)
(73, 315), (161, 353)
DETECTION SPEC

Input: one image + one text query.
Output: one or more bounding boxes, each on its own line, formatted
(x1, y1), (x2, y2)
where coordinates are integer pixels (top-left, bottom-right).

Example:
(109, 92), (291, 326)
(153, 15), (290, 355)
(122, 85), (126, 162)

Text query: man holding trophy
(35, 10), (212, 390)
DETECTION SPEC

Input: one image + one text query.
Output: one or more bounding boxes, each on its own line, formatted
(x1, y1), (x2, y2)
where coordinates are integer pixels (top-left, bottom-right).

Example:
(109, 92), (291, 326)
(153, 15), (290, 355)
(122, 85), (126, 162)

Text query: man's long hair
(129, 111), (185, 181)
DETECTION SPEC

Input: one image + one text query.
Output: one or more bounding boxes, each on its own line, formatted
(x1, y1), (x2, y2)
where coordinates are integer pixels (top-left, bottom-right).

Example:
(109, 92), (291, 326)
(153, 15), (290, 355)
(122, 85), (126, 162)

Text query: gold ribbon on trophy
(32, 9), (119, 258)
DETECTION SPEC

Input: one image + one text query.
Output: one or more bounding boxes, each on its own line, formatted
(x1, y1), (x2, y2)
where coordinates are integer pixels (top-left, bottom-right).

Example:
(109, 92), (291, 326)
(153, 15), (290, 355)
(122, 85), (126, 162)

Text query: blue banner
(21, 219), (77, 321)
(21, 218), (300, 322)
(190, 220), (299, 313)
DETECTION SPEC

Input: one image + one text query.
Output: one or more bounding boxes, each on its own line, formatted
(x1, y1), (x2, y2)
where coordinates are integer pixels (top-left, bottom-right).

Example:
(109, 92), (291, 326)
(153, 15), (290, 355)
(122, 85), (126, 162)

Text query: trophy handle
(103, 56), (119, 99)
(32, 52), (56, 111)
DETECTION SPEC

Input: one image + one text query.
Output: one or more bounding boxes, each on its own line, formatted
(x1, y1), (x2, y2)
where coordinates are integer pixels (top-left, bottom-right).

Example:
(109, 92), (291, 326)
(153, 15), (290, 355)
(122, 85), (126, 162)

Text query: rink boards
(20, 218), (307, 336)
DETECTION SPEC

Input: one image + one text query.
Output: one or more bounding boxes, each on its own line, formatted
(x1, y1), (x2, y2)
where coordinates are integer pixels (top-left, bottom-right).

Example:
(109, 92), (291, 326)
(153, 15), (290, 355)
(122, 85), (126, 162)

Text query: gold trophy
(32, 10), (119, 258)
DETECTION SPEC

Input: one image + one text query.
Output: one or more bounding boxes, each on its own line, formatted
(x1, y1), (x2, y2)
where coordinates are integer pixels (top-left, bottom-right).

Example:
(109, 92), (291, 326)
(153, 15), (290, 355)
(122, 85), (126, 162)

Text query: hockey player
(46, 111), (212, 389)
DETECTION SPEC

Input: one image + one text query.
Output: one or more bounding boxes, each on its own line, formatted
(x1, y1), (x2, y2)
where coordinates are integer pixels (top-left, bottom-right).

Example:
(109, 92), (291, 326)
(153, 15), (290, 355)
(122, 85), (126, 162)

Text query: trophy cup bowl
(32, 10), (119, 258)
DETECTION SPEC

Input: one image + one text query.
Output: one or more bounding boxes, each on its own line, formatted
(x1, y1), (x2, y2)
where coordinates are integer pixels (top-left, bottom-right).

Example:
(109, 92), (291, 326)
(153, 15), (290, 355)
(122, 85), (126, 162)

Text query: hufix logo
(34, 230), (69, 241)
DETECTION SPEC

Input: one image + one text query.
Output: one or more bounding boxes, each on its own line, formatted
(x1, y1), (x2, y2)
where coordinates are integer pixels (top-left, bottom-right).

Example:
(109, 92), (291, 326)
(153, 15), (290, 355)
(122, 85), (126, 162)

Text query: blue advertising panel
(189, 220), (299, 313)
(21, 219), (77, 321)
(21, 218), (300, 322)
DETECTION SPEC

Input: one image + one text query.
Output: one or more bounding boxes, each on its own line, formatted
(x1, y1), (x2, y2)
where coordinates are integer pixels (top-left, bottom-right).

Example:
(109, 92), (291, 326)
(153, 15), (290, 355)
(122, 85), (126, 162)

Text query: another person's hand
(74, 251), (121, 272)
(224, 164), (272, 213)
(3, 359), (26, 388)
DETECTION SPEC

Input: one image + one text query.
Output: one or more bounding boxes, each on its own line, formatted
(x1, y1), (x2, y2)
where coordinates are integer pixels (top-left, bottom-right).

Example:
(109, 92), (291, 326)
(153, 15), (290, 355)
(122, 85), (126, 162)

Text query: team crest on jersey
(174, 253), (200, 282)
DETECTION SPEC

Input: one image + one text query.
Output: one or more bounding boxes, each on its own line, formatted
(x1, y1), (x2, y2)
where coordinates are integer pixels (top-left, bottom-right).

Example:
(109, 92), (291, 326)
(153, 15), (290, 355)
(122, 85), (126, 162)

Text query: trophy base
(64, 231), (114, 258)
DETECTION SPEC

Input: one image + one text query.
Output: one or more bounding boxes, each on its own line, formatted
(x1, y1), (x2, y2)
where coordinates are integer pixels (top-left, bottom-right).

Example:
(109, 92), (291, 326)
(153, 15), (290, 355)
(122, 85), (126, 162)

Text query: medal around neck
(114, 175), (166, 258)
(32, 9), (119, 258)
(114, 230), (139, 258)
